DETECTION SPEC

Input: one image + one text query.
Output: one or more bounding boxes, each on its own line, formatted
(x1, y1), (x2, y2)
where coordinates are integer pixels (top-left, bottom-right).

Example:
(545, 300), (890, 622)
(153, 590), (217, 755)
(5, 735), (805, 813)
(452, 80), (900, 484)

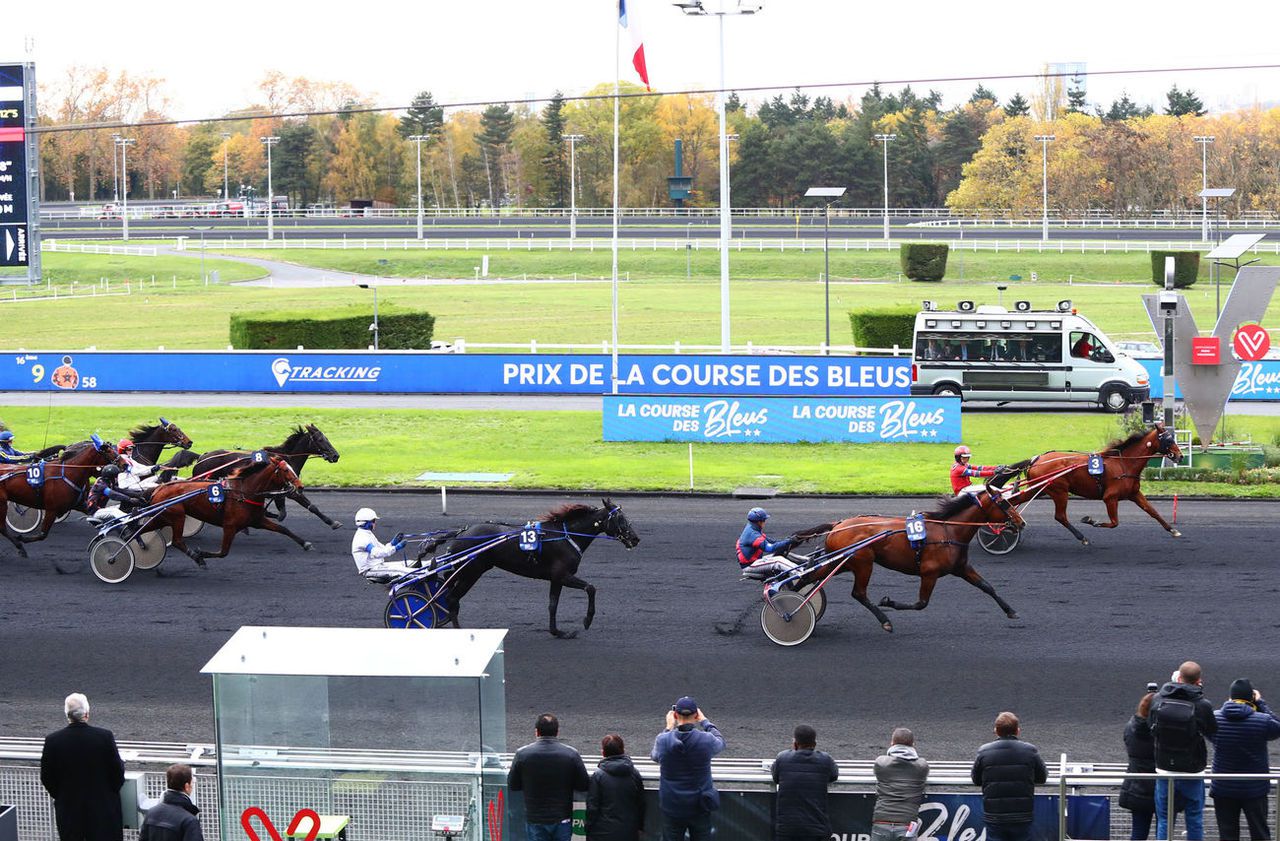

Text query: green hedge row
(1149, 251), (1201, 288)
(849, 306), (917, 350)
(899, 243), (950, 281)
(229, 306), (436, 349)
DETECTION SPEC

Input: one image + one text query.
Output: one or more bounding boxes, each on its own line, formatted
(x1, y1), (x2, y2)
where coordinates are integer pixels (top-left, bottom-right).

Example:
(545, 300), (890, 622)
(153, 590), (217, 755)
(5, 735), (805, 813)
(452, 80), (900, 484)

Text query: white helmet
(355, 507), (378, 525)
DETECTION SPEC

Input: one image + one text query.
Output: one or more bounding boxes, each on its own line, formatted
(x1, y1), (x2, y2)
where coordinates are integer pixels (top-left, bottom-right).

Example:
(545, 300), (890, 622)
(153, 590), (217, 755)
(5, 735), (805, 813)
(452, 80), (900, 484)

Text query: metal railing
(42, 241), (158, 256)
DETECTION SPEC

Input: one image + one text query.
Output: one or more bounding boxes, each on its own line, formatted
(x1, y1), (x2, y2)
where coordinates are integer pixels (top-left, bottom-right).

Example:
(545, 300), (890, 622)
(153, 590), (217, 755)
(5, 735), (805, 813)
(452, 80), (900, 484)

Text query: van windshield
(1070, 331), (1114, 363)
(916, 332), (1062, 363)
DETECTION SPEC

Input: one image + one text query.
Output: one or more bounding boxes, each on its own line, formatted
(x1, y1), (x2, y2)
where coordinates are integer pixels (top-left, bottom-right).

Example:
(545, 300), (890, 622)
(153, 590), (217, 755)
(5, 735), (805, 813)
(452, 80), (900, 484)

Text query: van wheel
(932, 383), (962, 398)
(1101, 386), (1130, 413)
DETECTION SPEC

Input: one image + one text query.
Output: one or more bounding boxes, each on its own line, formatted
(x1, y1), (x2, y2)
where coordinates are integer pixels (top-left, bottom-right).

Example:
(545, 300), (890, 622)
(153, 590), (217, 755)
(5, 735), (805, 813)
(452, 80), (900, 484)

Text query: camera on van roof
(1056, 300), (1073, 313)
(921, 300), (937, 312)
(957, 300), (976, 313)
(1014, 301), (1033, 312)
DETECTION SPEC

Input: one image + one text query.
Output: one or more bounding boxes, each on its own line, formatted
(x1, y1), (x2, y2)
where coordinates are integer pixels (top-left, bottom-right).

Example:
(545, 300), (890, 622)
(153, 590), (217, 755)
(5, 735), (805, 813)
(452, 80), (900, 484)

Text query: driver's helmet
(747, 507), (769, 524)
(99, 465), (121, 483)
(954, 444), (972, 462)
(0, 430), (13, 443)
(355, 507), (378, 527)
(117, 438), (134, 453)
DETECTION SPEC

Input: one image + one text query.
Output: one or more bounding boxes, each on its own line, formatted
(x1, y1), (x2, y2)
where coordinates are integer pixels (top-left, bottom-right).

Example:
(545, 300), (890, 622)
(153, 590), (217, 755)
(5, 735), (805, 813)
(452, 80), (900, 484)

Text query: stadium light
(806, 186), (847, 350)
(261, 136), (280, 241)
(874, 134), (896, 241)
(408, 134), (430, 240)
(114, 137), (136, 241)
(1034, 135), (1056, 242)
(564, 134), (585, 242)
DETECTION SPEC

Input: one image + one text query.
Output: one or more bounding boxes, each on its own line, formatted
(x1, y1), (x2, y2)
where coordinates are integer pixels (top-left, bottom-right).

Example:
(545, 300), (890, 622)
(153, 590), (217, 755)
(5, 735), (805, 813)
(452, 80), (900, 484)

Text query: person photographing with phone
(651, 697), (725, 841)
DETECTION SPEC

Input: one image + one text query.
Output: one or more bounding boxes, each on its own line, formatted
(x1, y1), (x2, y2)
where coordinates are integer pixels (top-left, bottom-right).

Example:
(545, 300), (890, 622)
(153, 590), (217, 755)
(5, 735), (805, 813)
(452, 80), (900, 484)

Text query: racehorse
(190, 424), (342, 529)
(418, 499), (641, 638)
(1020, 424), (1183, 545)
(124, 418), (194, 477)
(0, 439), (121, 557)
(143, 456), (310, 567)
(792, 482), (1026, 633)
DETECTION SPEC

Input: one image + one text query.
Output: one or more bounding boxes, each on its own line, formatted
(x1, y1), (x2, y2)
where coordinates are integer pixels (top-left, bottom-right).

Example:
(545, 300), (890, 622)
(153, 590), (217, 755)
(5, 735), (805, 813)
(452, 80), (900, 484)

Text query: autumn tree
(1004, 94), (1031, 118)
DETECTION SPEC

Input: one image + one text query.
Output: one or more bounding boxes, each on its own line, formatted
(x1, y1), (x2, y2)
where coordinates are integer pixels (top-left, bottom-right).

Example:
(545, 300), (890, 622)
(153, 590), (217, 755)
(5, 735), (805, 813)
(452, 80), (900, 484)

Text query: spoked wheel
(130, 528), (169, 571)
(89, 536), (136, 584)
(797, 584), (828, 623)
(182, 519), (204, 539)
(384, 592), (446, 629)
(760, 591), (817, 647)
(978, 524), (1022, 555)
(6, 504), (43, 536)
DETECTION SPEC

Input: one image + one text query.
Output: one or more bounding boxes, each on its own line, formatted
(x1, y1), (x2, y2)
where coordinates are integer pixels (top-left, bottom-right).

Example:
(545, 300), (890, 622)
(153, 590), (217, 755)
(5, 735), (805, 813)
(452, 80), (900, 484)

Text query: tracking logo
(271, 357), (382, 388)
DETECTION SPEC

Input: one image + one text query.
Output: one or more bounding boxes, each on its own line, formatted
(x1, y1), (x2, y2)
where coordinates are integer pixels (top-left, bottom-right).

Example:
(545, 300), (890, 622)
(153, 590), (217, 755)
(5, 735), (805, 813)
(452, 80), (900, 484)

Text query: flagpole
(611, 2), (621, 395)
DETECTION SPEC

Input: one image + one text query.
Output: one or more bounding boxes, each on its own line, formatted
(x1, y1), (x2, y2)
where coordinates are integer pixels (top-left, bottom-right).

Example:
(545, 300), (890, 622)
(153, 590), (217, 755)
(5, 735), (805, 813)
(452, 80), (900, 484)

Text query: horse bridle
(983, 485), (1024, 532)
(594, 505), (638, 547)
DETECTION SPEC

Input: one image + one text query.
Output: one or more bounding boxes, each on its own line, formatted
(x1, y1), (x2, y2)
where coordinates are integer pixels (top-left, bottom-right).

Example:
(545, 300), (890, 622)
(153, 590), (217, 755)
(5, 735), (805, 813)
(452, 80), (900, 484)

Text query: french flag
(619, 0), (650, 90)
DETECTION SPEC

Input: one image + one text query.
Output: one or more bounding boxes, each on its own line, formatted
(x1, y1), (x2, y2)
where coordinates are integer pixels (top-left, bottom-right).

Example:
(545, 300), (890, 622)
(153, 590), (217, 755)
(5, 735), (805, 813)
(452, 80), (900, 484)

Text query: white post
(116, 137), (135, 242)
(565, 134), (583, 243)
(611, 8), (621, 393)
(409, 134), (427, 240)
(261, 136), (279, 241)
(874, 133), (895, 241)
(221, 133), (230, 200)
(717, 7), (731, 353)
(1035, 134), (1055, 242)
(1194, 135), (1214, 243)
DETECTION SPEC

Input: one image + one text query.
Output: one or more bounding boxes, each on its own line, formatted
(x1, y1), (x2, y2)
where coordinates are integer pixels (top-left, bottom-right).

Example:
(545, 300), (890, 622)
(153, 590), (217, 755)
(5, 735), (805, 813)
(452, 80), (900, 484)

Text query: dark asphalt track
(1, 491), (1275, 762)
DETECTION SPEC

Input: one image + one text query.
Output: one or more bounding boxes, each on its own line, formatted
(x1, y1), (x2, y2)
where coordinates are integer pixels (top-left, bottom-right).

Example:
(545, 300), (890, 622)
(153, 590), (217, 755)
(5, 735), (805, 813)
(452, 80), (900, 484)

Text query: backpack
(1151, 696), (1199, 770)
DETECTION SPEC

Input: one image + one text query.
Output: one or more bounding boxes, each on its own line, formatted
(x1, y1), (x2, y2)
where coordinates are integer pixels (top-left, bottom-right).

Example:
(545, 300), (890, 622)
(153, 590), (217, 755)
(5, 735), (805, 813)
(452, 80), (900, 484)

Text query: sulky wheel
(130, 529), (168, 571)
(796, 583), (828, 623)
(977, 524), (1021, 555)
(760, 591), (817, 647)
(6, 504), (43, 536)
(90, 535), (136, 584)
(182, 518), (204, 539)
(384, 592), (445, 629)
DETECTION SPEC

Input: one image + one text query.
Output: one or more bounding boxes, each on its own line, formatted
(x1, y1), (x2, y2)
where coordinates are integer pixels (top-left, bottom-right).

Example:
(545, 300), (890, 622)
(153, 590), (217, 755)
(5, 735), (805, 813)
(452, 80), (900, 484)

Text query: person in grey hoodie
(873, 728), (930, 841)
(587, 734), (646, 841)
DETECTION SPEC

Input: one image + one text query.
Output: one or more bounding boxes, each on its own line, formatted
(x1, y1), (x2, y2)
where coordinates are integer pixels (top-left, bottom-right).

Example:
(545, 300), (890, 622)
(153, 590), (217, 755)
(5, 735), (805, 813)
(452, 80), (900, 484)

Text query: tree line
(34, 68), (1280, 215)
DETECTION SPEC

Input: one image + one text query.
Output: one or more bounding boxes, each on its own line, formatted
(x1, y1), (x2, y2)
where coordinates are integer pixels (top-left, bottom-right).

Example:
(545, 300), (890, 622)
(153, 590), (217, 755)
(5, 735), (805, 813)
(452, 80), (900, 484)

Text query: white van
(909, 299), (1150, 411)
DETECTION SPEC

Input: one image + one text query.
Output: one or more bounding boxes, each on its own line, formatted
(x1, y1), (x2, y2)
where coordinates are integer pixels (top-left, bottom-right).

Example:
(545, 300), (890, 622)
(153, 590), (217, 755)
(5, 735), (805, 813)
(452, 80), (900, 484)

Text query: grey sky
(8, 0), (1278, 121)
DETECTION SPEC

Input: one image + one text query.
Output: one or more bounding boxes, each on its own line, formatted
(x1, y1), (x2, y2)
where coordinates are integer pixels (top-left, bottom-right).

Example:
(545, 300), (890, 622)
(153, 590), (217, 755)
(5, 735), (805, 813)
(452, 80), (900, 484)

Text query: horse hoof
(1080, 538), (1090, 546)
(1007, 611), (1020, 620)
(1170, 529), (1182, 538)
(330, 521), (343, 530)
(193, 557), (207, 569)
(302, 541), (314, 552)
(878, 596), (893, 608)
(553, 630), (578, 640)
(583, 617), (594, 631)
(1080, 516), (1095, 525)
(881, 622), (894, 633)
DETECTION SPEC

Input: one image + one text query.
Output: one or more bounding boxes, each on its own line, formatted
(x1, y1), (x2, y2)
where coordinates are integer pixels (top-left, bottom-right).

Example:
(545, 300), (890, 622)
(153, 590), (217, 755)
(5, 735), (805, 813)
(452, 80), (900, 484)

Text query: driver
(1071, 334), (1094, 359)
(116, 439), (162, 492)
(85, 465), (150, 524)
(351, 507), (417, 580)
(0, 430), (33, 465)
(737, 507), (798, 578)
(951, 445), (1002, 495)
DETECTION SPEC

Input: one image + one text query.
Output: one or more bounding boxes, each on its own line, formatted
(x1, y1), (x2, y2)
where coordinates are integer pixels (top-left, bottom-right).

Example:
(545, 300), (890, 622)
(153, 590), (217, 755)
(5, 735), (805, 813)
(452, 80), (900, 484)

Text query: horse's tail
(35, 444), (66, 460)
(789, 520), (840, 545)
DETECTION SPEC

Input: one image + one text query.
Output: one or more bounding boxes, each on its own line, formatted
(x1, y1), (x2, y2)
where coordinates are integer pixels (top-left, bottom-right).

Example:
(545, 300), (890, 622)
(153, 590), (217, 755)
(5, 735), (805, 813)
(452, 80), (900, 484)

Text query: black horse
(125, 418), (195, 480)
(190, 424), (342, 529)
(418, 499), (641, 638)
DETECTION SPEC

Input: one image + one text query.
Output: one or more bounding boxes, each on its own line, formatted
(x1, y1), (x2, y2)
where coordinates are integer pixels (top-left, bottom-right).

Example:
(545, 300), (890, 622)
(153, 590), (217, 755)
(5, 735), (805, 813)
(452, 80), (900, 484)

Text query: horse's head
(158, 417), (193, 449)
(1153, 424), (1182, 462)
(982, 484), (1026, 532)
(268, 456), (304, 493)
(304, 424), (341, 463)
(598, 498), (640, 548)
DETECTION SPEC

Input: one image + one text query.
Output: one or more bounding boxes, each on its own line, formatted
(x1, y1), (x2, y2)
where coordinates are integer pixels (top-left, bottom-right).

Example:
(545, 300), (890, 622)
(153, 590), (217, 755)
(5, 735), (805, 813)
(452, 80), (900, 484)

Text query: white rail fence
(42, 241), (158, 256)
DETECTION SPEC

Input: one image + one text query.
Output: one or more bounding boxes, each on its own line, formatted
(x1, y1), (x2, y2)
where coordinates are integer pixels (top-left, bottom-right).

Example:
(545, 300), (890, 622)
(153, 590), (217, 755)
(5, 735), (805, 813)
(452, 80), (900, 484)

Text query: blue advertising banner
(1, 352), (911, 396)
(1140, 358), (1280, 401)
(603, 395), (960, 443)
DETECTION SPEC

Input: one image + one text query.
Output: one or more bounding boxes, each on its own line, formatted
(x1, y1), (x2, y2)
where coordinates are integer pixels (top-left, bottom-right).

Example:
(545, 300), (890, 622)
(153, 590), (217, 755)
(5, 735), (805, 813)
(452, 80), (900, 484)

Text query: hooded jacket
(586, 754), (645, 841)
(1211, 698), (1280, 799)
(139, 789), (204, 841)
(970, 736), (1048, 825)
(873, 744), (929, 824)
(771, 747), (839, 837)
(1119, 715), (1155, 814)
(651, 721), (725, 818)
(1148, 681), (1217, 773)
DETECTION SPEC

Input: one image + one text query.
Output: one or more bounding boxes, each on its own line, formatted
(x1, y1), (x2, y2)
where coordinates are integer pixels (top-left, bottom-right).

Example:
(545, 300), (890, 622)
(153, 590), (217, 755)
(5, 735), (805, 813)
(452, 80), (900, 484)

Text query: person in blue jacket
(0, 429), (32, 464)
(1210, 678), (1280, 841)
(651, 696), (725, 841)
(736, 507), (797, 578)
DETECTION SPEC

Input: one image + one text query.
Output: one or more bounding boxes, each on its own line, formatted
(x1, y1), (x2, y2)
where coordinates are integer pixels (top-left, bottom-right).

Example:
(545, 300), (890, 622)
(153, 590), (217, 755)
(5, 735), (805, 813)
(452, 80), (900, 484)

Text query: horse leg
(254, 517), (314, 551)
(274, 496), (287, 522)
(443, 572), (483, 629)
(1082, 494), (1122, 529)
(164, 512), (207, 568)
(849, 554), (894, 633)
(547, 581), (576, 639)
(1131, 490), (1181, 537)
(958, 563), (1019, 619)
(557, 574), (597, 631)
(1050, 487), (1090, 545)
(0, 500), (29, 558)
(879, 572), (939, 611)
(291, 490), (342, 530)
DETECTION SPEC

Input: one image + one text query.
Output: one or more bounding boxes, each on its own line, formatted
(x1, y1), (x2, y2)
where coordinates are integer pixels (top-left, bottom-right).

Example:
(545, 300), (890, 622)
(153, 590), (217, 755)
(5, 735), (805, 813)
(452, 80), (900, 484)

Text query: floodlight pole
(408, 134), (429, 240)
(261, 136), (280, 240)
(874, 134), (896, 241)
(1162, 259), (1176, 429)
(1035, 134), (1055, 242)
(358, 283), (379, 350)
(1194, 136), (1214, 243)
(220, 132), (231, 200)
(110, 133), (121, 202)
(564, 134), (584, 242)
(114, 137), (136, 241)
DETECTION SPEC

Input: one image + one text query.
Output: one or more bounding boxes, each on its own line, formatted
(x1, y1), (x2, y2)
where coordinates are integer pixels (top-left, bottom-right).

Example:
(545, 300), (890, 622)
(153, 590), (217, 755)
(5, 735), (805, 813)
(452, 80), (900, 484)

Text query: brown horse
(0, 439), (121, 557)
(1019, 423), (1183, 545)
(143, 456), (310, 567)
(794, 485), (1026, 633)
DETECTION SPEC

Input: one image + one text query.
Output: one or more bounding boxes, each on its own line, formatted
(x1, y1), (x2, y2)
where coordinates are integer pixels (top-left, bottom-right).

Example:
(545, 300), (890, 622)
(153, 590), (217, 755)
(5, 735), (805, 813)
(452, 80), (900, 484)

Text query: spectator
(139, 764), (204, 841)
(872, 727), (929, 841)
(651, 696), (725, 841)
(39, 693), (126, 841)
(507, 714), (590, 841)
(1120, 692), (1157, 840)
(970, 711), (1047, 841)
(586, 734), (645, 841)
(771, 724), (839, 841)
(1149, 661), (1217, 841)
(1210, 678), (1280, 841)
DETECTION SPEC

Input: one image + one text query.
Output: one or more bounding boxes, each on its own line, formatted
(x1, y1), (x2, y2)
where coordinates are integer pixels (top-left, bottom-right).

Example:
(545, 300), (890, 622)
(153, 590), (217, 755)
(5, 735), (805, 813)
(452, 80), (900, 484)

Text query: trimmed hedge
(1150, 251), (1201, 288)
(849, 306), (917, 351)
(229, 306), (435, 349)
(899, 243), (950, 281)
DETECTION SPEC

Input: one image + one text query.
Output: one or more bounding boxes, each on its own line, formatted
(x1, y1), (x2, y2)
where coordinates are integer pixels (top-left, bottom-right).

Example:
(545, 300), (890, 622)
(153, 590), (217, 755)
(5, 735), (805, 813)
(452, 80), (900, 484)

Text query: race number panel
(519, 521), (542, 553)
(906, 514), (926, 545)
(25, 462), (44, 486)
(207, 482), (226, 503)
(252, 450), (269, 464)
(1087, 454), (1104, 475)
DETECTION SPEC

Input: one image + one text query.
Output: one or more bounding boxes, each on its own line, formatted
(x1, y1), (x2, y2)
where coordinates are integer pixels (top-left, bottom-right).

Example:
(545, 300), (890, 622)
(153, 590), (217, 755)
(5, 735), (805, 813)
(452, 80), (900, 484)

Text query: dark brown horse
(124, 418), (194, 478)
(0, 439), (121, 557)
(1020, 423), (1183, 545)
(143, 456), (309, 567)
(794, 486), (1025, 633)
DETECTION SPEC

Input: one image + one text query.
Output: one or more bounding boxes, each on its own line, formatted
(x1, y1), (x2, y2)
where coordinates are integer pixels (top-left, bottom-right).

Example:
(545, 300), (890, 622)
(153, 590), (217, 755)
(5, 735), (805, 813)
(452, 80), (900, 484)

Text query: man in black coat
(586, 734), (645, 841)
(1149, 661), (1217, 841)
(970, 712), (1048, 841)
(139, 764), (203, 841)
(40, 693), (126, 841)
(771, 724), (840, 841)
(507, 713), (590, 841)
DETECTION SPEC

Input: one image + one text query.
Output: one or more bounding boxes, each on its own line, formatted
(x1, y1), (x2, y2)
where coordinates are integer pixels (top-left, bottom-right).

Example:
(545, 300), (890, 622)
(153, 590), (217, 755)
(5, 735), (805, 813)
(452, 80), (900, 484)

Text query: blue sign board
(1, 352), (911, 396)
(603, 395), (960, 443)
(1140, 358), (1280, 401)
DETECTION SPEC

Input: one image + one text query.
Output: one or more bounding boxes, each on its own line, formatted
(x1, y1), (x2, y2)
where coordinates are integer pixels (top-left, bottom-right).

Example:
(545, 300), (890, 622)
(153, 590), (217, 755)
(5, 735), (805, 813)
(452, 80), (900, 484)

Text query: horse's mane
(541, 503), (595, 523)
(280, 425), (312, 450)
(53, 441), (93, 461)
(128, 422), (161, 442)
(225, 458), (276, 481)
(1104, 428), (1151, 453)
(925, 493), (977, 520)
